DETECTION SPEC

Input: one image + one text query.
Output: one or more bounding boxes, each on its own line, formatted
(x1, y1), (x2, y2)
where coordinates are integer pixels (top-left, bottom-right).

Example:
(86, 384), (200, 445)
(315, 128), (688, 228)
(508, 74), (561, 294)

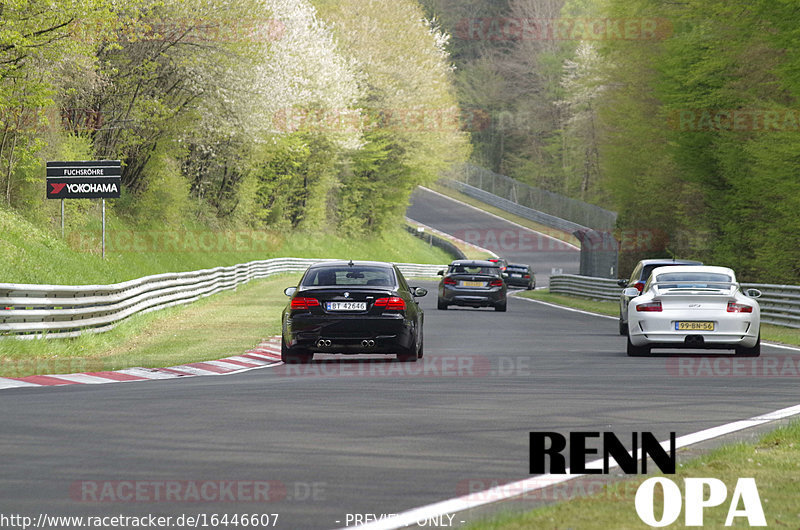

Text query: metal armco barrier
(740, 282), (800, 329)
(550, 274), (800, 329)
(404, 224), (466, 260)
(549, 274), (622, 302)
(441, 178), (589, 234)
(0, 259), (447, 340)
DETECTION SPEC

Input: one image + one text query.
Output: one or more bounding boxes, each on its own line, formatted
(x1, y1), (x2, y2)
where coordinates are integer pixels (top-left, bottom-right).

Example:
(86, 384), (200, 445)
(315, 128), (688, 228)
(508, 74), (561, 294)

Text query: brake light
(523, 274), (530, 279)
(634, 281), (645, 294)
(443, 277), (457, 285)
(636, 301), (662, 312)
(489, 279), (504, 287)
(727, 302), (753, 313)
(374, 297), (406, 310)
(291, 297), (320, 310)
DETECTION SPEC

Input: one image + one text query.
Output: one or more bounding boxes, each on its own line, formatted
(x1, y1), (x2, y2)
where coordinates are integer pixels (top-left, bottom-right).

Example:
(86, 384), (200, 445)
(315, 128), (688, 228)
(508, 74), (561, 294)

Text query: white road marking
(226, 355), (270, 365)
(47, 373), (117, 385)
(349, 403), (800, 530)
(513, 294), (618, 320)
(204, 360), (252, 371)
(417, 186), (580, 251)
(116, 368), (181, 380)
(0, 377), (39, 389)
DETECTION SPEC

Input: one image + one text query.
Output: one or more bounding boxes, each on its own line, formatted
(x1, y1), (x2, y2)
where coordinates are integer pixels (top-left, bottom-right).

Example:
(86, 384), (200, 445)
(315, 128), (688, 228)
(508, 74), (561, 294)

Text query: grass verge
(0, 273), (300, 377)
(516, 289), (618, 317)
(464, 419), (800, 529)
(0, 208), (452, 284)
(516, 290), (800, 348)
(427, 182), (581, 248)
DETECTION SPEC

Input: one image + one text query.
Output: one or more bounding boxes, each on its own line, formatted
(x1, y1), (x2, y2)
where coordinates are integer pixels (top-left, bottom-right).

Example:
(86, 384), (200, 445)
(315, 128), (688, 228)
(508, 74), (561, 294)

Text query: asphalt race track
(2, 194), (800, 529)
(407, 187), (580, 285)
(3, 287), (800, 529)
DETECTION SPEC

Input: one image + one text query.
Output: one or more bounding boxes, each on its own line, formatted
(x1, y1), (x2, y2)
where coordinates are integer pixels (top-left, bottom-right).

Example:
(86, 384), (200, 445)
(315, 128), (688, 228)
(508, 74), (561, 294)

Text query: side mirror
(437, 270), (444, 276)
(412, 287), (428, 297)
(617, 279), (629, 287)
(284, 287), (297, 297)
(622, 287), (641, 298)
(745, 288), (762, 299)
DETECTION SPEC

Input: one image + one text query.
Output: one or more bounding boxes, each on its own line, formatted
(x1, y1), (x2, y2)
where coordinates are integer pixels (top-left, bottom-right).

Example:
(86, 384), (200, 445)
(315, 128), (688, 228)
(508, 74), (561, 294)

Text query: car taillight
(291, 297), (320, 310)
(634, 281), (645, 294)
(489, 279), (503, 287)
(636, 301), (662, 312)
(443, 277), (457, 285)
(523, 274), (530, 278)
(727, 302), (753, 313)
(375, 297), (406, 310)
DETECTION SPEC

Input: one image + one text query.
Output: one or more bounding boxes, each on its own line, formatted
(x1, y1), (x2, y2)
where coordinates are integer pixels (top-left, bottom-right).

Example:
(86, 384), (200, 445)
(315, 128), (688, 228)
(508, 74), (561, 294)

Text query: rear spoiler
(652, 281), (737, 293)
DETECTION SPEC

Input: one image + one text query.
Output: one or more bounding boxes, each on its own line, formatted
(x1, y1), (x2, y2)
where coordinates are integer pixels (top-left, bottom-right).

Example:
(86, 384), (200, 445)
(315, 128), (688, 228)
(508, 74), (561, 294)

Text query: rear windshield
(507, 266), (527, 272)
(654, 272), (732, 288)
(449, 265), (500, 275)
(302, 266), (395, 287)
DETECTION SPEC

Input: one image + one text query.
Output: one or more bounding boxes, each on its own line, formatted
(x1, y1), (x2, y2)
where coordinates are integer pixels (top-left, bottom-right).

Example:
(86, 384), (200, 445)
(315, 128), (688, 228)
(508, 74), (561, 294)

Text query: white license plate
(511, 273), (522, 277)
(326, 302), (367, 311)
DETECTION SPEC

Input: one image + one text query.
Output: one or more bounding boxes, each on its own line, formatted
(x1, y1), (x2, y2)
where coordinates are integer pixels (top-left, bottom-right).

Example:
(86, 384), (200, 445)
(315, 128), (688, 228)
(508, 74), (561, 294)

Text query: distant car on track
(437, 260), (507, 312)
(281, 261), (426, 364)
(624, 265), (761, 357)
(617, 258), (703, 335)
(487, 257), (508, 273)
(503, 263), (535, 290)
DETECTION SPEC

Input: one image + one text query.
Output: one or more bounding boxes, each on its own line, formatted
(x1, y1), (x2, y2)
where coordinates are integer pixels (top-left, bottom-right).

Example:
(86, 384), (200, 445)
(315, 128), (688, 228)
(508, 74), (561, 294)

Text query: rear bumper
(283, 314), (415, 353)
(628, 327), (760, 349)
(440, 286), (506, 307)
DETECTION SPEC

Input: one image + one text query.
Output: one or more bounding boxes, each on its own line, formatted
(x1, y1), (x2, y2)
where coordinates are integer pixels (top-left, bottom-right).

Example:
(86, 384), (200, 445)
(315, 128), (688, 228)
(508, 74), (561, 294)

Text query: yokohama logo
(50, 182), (118, 194)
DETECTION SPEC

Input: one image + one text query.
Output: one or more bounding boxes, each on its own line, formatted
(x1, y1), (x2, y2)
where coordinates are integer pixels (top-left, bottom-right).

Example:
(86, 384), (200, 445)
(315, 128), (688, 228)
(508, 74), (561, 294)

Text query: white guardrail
(549, 274), (800, 329)
(0, 259), (447, 340)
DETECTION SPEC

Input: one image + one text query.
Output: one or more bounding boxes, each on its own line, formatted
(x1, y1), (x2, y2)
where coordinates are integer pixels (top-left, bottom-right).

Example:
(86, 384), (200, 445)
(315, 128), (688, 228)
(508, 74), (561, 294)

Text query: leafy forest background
(2, 0), (800, 282)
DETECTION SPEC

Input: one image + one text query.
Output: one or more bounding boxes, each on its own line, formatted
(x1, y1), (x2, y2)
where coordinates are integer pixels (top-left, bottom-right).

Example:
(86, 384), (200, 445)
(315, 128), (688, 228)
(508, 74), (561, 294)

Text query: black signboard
(46, 160), (122, 199)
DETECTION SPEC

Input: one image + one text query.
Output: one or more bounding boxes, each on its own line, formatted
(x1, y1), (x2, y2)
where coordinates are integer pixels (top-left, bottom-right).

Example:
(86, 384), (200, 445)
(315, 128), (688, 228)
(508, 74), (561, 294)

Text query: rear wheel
(281, 338), (313, 364)
(495, 300), (507, 312)
(619, 317), (628, 336)
(626, 335), (650, 357)
(437, 298), (448, 310)
(397, 348), (418, 362)
(735, 335), (761, 357)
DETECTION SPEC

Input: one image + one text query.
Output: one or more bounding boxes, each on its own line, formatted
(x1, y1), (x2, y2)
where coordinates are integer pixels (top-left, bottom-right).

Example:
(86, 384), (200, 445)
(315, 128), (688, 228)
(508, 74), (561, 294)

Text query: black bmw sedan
(281, 261), (426, 364)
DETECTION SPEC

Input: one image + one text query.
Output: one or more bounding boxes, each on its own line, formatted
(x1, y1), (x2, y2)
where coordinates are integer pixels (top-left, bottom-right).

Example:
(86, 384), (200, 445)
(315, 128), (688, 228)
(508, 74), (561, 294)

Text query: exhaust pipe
(361, 340), (375, 348)
(316, 339), (333, 348)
